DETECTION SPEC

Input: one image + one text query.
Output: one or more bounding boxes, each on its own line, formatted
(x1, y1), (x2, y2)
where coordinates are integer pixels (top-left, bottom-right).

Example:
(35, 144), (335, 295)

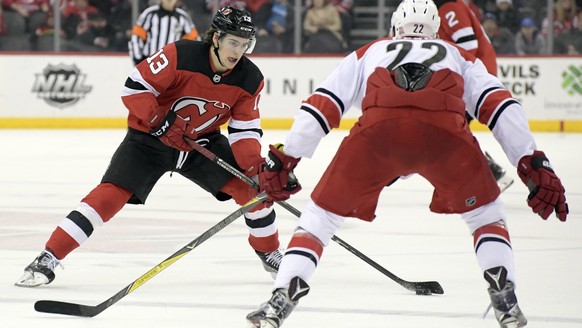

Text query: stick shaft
(187, 140), (443, 294)
(35, 193), (267, 317)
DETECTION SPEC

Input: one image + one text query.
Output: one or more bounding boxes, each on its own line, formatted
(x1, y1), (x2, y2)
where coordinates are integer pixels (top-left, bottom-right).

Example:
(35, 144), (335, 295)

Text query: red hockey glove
(147, 108), (198, 152)
(245, 158), (268, 201)
(259, 144), (302, 201)
(517, 150), (568, 221)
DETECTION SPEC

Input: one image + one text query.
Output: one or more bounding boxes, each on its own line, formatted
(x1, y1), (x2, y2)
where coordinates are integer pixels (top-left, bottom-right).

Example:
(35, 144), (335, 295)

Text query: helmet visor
(218, 34), (256, 54)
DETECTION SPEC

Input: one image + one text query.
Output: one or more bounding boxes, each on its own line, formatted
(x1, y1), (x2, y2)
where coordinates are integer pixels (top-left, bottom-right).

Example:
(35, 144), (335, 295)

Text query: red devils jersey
(121, 40), (265, 170)
(435, 0), (497, 75)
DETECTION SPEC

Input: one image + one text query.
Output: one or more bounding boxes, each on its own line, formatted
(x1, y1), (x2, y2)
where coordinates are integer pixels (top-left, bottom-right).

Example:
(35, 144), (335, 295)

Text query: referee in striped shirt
(129, 0), (201, 65)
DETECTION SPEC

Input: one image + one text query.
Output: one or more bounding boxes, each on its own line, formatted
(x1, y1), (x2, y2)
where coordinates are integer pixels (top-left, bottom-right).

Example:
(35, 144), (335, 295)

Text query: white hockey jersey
(284, 37), (536, 166)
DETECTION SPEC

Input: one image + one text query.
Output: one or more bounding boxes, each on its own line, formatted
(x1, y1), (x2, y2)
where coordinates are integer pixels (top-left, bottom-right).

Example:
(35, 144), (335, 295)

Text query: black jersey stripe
(227, 126), (264, 137)
(456, 34), (477, 44)
(489, 100), (518, 130)
(245, 210), (276, 229)
(124, 77), (148, 90)
(300, 105), (330, 134)
(67, 210), (94, 237)
(315, 87), (345, 114)
(286, 249), (319, 266)
(475, 236), (512, 253)
(474, 86), (501, 118)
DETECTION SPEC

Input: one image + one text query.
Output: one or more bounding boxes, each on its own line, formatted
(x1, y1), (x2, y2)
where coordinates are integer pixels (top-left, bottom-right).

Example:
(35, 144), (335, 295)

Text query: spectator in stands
(129, 0), (200, 65)
(465, 0), (483, 21)
(494, 0), (520, 33)
(305, 0), (353, 14)
(542, 0), (577, 37)
(87, 0), (116, 17)
(554, 9), (582, 54)
(30, 10), (66, 50)
(482, 12), (515, 54)
(62, 0), (98, 39)
(253, 0), (295, 53)
(473, 0), (496, 13)
(206, 0), (247, 13)
(76, 11), (115, 51)
(518, 0), (547, 26)
(303, 0), (346, 53)
(0, 5), (5, 36)
(246, 0), (272, 14)
(108, 0), (134, 52)
(515, 17), (547, 55)
(305, 0), (353, 47)
(2, 0), (49, 32)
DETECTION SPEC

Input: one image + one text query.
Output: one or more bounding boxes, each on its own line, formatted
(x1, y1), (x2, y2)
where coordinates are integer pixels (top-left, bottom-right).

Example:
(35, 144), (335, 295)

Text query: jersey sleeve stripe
(315, 87), (345, 114)
(300, 104), (331, 134)
(183, 30), (199, 40)
(228, 119), (264, 140)
(122, 70), (160, 97)
(305, 93), (343, 128)
(451, 27), (478, 51)
(456, 34), (477, 44)
(474, 86), (502, 118)
(477, 89), (513, 121)
(131, 25), (147, 40)
(227, 126), (264, 137)
(227, 129), (262, 144)
(124, 77), (147, 90)
(229, 117), (262, 130)
(488, 99), (519, 130)
(451, 26), (475, 41)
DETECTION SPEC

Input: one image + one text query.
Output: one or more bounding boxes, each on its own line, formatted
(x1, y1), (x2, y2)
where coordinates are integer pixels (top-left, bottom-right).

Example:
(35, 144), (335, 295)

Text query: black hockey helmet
(211, 6), (256, 40)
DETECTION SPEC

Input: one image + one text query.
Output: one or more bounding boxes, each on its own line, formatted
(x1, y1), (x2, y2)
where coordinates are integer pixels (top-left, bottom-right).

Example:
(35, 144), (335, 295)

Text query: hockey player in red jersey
(247, 0), (568, 327)
(435, 0), (497, 75)
(435, 0), (514, 192)
(16, 6), (283, 287)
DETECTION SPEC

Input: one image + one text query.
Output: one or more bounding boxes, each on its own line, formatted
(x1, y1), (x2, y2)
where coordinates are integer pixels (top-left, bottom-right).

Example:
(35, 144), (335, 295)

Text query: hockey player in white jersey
(246, 0), (568, 327)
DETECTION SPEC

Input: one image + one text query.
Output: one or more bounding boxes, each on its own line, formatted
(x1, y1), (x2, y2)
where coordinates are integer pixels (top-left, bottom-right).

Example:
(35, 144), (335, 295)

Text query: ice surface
(1, 129), (580, 327)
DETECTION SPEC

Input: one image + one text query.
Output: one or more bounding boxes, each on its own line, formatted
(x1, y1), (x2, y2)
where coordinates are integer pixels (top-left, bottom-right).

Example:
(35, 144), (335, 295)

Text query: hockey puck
(416, 289), (432, 295)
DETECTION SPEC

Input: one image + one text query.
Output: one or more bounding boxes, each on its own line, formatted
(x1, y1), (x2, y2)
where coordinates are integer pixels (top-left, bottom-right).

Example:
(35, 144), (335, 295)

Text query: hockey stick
(187, 139), (444, 295)
(35, 193), (267, 317)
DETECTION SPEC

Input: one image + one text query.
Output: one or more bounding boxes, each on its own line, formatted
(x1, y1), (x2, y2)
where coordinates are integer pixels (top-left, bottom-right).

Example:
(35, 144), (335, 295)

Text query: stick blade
(412, 281), (444, 295)
(35, 300), (100, 317)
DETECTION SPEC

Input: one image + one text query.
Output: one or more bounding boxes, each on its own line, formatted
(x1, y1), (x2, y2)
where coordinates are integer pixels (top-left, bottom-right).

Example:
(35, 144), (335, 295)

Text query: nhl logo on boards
(32, 63), (92, 109)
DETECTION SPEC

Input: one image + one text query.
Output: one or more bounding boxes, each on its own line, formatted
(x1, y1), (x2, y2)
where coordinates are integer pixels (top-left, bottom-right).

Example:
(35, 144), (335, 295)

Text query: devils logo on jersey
(170, 96), (231, 133)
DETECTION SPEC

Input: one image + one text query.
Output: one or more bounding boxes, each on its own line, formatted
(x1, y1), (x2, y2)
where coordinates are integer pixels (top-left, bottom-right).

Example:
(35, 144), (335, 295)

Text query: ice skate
(485, 152), (514, 192)
(256, 249), (283, 278)
(247, 276), (310, 328)
(484, 266), (527, 328)
(15, 250), (62, 287)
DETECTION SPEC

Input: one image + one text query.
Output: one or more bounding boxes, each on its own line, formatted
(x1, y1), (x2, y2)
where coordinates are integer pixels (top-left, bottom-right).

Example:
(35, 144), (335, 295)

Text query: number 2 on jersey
(385, 41), (447, 71)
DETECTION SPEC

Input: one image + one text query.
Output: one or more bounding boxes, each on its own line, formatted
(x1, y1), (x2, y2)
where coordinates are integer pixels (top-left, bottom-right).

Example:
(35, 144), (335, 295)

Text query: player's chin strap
(213, 39), (226, 68)
(185, 138), (444, 295)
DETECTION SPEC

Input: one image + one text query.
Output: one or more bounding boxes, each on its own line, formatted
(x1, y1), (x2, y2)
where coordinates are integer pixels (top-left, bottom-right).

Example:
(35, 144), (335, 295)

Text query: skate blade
(498, 175), (515, 193)
(15, 271), (49, 287)
(247, 314), (279, 328)
(247, 319), (275, 328)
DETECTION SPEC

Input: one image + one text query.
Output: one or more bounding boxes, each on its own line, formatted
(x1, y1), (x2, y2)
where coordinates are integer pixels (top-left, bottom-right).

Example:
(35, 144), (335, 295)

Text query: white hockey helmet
(390, 0), (441, 38)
